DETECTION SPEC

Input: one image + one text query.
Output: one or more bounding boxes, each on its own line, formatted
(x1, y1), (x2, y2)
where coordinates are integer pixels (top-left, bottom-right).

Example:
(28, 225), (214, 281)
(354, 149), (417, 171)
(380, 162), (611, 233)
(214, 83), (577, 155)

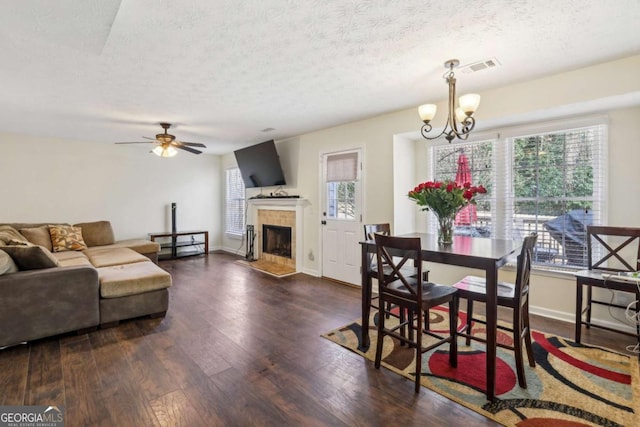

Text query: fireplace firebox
(262, 225), (292, 258)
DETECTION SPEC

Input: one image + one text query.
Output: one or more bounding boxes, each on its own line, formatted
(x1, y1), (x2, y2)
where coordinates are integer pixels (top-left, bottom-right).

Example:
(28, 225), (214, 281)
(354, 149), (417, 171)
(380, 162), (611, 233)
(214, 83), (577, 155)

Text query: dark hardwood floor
(1, 252), (637, 426)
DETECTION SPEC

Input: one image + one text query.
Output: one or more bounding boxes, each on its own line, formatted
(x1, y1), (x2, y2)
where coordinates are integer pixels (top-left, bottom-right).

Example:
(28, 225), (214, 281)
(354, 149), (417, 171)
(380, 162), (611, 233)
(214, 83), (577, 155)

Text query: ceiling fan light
(152, 145), (178, 157)
(166, 146), (178, 157)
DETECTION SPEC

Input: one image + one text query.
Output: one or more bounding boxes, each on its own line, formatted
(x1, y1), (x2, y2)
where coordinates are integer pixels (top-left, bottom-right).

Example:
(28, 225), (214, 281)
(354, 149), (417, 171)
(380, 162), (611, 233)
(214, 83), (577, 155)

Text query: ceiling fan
(115, 123), (206, 157)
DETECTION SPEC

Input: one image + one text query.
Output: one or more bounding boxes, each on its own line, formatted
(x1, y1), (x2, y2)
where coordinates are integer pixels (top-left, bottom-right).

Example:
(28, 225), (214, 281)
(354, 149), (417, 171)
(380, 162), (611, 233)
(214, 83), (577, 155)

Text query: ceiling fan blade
(142, 136), (156, 141)
(115, 141), (153, 144)
(179, 141), (207, 148)
(173, 143), (202, 155)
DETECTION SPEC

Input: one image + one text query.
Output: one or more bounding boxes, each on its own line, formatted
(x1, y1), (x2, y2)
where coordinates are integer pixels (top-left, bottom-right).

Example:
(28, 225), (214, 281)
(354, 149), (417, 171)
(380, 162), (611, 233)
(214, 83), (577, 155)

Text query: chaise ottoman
(97, 261), (172, 327)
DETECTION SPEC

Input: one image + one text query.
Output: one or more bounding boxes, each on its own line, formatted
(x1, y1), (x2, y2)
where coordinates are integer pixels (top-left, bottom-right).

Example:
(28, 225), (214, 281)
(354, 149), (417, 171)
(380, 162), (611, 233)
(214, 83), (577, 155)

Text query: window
(225, 168), (245, 237)
(326, 152), (358, 220)
(431, 117), (607, 269)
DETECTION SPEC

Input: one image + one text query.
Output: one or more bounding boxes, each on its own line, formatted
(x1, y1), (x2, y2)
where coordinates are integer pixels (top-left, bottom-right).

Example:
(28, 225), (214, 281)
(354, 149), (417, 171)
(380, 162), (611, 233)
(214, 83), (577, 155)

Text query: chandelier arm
(421, 123), (447, 140)
(447, 74), (459, 136)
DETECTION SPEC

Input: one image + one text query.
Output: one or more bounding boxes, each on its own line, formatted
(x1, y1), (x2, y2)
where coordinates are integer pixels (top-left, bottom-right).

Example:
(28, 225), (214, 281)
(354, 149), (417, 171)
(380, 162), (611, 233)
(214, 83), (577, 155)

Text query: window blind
(225, 168), (245, 236)
(326, 152), (358, 182)
(431, 115), (608, 270)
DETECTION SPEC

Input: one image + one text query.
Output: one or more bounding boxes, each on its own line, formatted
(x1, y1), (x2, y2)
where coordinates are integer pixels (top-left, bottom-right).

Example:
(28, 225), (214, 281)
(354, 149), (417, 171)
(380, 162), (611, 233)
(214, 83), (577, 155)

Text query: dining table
(360, 232), (521, 401)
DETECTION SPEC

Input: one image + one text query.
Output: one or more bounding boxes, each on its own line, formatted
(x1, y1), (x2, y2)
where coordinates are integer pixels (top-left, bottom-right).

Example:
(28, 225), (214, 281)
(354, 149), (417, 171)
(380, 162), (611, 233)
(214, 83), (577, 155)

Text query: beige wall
(223, 54), (640, 334)
(1, 134), (222, 246)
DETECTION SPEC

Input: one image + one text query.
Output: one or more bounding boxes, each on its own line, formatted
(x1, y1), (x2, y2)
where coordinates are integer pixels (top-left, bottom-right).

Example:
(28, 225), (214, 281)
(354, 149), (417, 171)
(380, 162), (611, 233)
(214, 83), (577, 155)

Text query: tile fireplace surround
(247, 198), (309, 273)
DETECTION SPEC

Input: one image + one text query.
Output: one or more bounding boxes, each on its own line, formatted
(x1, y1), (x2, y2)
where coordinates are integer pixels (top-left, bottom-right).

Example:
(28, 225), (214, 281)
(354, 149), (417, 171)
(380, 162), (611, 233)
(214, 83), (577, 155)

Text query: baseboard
(302, 267), (320, 277)
(530, 304), (637, 334)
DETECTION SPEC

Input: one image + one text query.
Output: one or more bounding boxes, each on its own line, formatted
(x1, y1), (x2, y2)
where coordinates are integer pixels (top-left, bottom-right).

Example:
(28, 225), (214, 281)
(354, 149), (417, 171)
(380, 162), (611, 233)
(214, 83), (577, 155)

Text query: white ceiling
(0, 0), (639, 155)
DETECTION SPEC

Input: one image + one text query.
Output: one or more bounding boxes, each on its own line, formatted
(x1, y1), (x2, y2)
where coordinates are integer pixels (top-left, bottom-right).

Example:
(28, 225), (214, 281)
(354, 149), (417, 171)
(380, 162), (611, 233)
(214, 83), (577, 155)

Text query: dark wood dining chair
(364, 224), (431, 322)
(453, 233), (538, 388)
(577, 226), (640, 342)
(373, 233), (458, 393)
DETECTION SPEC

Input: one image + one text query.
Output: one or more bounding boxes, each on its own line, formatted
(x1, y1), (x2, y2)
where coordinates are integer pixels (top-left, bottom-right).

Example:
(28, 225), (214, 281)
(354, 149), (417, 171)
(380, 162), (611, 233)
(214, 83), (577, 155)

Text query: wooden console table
(149, 230), (209, 260)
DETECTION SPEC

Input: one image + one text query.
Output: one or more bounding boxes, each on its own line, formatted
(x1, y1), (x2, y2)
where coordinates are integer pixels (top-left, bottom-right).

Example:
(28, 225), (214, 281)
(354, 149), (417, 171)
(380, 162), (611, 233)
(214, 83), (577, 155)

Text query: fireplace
(262, 225), (292, 258)
(248, 198), (309, 273)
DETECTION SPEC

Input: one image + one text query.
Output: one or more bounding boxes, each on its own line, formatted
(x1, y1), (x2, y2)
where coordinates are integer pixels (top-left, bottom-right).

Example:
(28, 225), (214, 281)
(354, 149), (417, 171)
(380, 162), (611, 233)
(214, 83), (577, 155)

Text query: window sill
(225, 232), (244, 240)
(503, 262), (579, 280)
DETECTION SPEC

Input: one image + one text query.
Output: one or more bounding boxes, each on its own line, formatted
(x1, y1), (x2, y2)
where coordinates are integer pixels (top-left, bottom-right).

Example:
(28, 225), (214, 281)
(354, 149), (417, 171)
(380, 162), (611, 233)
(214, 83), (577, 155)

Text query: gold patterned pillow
(48, 225), (88, 252)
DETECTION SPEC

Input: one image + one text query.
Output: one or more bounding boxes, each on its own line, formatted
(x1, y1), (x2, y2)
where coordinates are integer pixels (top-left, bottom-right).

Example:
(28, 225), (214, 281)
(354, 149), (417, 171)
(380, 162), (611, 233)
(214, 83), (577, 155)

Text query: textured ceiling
(0, 0), (639, 154)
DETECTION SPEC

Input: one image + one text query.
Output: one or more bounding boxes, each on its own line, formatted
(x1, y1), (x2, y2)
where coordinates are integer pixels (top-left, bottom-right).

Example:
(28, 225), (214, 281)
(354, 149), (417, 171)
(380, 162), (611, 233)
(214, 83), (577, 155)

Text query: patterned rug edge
(321, 317), (640, 427)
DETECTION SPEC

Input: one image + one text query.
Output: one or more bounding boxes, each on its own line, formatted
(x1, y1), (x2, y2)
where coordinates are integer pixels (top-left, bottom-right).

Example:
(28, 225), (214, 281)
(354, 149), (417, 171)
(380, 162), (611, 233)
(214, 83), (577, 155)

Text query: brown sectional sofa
(0, 221), (171, 349)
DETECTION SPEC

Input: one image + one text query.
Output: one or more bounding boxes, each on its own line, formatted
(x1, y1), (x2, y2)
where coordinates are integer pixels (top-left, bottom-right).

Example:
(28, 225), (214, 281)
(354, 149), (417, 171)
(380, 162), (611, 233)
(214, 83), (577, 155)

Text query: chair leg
(465, 297), (474, 346)
(523, 302), (536, 368)
(408, 309), (415, 343)
(513, 306), (527, 388)
(635, 290), (640, 342)
(415, 309), (422, 393)
(399, 307), (406, 346)
(448, 298), (458, 368)
(424, 309), (430, 330)
(375, 305), (385, 369)
(585, 284), (592, 328)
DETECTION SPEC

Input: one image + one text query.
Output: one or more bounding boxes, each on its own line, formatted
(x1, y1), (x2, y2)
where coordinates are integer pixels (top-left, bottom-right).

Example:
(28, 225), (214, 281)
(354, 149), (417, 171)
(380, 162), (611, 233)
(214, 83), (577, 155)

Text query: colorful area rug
(322, 307), (639, 426)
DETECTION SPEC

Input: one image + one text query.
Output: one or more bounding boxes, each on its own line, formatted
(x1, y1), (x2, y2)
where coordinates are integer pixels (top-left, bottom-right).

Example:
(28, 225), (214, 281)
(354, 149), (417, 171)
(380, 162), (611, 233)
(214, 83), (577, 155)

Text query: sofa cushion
(84, 247), (149, 268)
(1, 244), (60, 270)
(73, 221), (115, 247)
(57, 256), (94, 268)
(48, 225), (88, 252)
(0, 225), (30, 246)
(52, 251), (92, 267)
(97, 262), (172, 298)
(0, 249), (19, 275)
(108, 239), (161, 255)
(19, 225), (53, 251)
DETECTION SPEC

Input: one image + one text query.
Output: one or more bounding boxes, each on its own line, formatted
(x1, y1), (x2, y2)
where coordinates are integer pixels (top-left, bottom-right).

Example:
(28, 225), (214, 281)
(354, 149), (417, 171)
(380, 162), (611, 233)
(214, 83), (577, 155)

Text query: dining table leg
(485, 265), (498, 401)
(360, 243), (371, 351)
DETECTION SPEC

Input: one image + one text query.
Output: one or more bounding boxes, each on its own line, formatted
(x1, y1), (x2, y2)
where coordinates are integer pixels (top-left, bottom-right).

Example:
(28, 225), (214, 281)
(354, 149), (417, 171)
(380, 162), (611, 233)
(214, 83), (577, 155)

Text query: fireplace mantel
(247, 198), (309, 273)
(247, 198), (309, 208)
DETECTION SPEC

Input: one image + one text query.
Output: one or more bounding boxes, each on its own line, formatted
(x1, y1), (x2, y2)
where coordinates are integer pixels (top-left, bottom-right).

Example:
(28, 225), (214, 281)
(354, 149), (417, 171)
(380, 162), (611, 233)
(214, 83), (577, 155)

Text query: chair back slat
(586, 226), (640, 272)
(364, 223), (391, 270)
(515, 233), (538, 305)
(364, 223), (391, 240)
(374, 234), (424, 306)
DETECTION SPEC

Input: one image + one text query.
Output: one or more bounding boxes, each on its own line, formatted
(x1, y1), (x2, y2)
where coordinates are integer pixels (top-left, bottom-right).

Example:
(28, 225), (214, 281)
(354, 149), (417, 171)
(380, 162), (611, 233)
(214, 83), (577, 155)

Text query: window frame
(225, 167), (246, 239)
(428, 115), (608, 271)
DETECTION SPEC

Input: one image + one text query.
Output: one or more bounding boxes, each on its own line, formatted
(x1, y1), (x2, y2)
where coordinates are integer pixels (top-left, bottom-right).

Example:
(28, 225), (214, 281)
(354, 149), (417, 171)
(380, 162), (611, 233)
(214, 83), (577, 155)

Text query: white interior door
(321, 149), (362, 285)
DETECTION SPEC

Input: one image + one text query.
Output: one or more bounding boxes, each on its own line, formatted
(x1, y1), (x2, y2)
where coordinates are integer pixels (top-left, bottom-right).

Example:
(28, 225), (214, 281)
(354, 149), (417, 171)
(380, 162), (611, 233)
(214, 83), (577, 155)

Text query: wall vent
(461, 58), (500, 74)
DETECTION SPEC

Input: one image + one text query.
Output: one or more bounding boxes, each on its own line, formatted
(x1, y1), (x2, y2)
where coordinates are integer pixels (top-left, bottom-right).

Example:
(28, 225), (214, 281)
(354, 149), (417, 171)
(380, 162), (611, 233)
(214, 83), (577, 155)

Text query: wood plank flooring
(1, 252), (637, 426)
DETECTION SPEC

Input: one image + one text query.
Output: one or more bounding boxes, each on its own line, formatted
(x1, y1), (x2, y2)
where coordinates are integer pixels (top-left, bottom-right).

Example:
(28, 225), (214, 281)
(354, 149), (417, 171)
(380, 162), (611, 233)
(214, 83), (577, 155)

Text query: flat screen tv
(233, 140), (286, 188)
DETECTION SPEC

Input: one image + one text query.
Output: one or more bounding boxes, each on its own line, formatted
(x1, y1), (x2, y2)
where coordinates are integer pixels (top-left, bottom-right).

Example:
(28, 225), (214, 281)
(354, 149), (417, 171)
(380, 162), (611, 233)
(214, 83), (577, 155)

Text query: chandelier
(418, 59), (481, 143)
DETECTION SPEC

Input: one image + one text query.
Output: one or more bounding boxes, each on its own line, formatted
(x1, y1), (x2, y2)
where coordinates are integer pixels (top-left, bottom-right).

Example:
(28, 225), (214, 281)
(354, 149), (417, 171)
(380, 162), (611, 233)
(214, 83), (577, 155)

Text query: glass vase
(436, 213), (455, 245)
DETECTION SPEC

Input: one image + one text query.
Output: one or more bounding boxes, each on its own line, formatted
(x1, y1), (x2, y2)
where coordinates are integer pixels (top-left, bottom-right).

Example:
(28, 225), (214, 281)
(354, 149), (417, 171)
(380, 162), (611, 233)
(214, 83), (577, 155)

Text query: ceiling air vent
(460, 58), (500, 74)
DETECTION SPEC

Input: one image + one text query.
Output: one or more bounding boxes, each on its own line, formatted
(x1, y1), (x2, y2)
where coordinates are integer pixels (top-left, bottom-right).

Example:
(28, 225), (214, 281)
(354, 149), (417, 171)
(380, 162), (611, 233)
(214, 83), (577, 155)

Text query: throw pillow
(73, 221), (115, 247)
(1, 244), (60, 270)
(19, 225), (53, 251)
(48, 225), (88, 252)
(0, 225), (29, 246)
(0, 249), (19, 275)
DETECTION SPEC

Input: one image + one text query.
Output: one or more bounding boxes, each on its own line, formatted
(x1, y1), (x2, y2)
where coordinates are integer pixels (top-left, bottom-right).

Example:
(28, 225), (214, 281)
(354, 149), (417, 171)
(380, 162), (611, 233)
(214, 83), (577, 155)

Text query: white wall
(1, 133), (222, 247)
